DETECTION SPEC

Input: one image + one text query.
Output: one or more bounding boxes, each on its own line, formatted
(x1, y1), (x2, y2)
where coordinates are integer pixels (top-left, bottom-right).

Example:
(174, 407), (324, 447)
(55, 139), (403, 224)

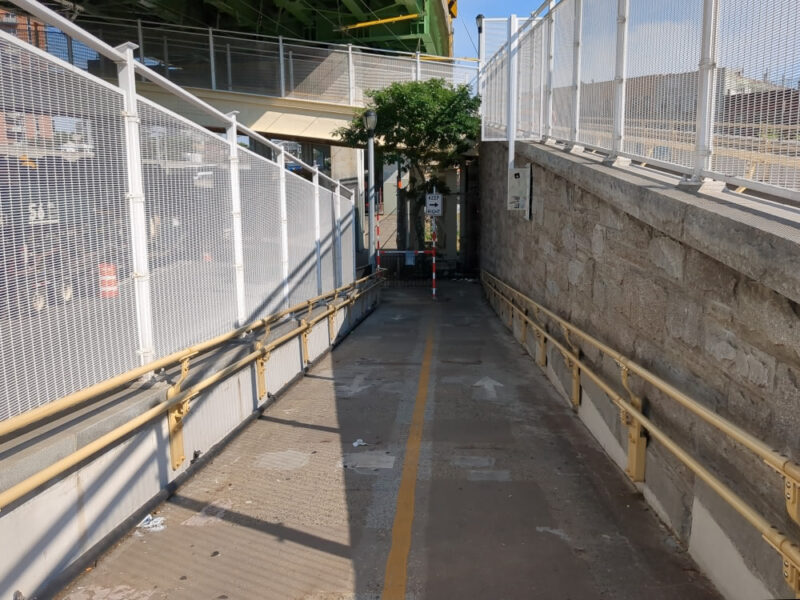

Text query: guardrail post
(347, 44), (356, 105)
(278, 148), (290, 306)
(313, 168), (323, 295)
(116, 42), (155, 367)
(568, 0), (583, 152)
(415, 52), (421, 81)
(209, 27), (216, 90)
(279, 36), (286, 97)
(226, 112), (247, 326)
(604, 0), (630, 165)
(507, 14), (518, 169)
(681, 0), (719, 188)
(544, 3), (555, 141)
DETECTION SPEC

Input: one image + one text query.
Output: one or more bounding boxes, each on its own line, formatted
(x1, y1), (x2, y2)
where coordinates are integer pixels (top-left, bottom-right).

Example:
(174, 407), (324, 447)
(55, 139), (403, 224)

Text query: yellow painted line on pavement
(381, 327), (434, 600)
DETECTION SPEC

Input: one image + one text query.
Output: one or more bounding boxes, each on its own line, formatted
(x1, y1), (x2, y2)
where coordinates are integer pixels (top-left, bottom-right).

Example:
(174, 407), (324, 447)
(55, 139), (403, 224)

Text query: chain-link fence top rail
(0, 1), (358, 422)
(480, 0), (800, 200)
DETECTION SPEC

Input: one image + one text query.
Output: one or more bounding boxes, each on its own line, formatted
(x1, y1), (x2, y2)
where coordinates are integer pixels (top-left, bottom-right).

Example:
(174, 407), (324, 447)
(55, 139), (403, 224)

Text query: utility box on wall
(507, 166), (530, 214)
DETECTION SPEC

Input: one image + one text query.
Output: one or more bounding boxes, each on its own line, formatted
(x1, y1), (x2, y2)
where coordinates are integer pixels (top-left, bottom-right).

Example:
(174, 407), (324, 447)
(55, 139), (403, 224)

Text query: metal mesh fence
(138, 98), (237, 357)
(712, 0), (800, 190)
(319, 186), (336, 293)
(0, 15), (358, 421)
(339, 190), (355, 286)
(0, 32), (138, 420)
(284, 43), (350, 105)
(238, 147), (284, 320)
(481, 0), (800, 200)
(577, 0), (616, 149)
(624, 0), (702, 169)
(285, 172), (318, 306)
(550, 2), (576, 142)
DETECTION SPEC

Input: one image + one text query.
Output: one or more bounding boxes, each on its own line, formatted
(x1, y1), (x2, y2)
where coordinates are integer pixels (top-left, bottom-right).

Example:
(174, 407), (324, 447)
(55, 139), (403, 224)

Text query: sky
(452, 0), (537, 59)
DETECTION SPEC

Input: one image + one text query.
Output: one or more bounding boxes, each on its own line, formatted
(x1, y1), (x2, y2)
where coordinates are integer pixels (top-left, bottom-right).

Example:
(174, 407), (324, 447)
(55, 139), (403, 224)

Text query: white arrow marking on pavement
(472, 376), (504, 399)
(340, 373), (370, 396)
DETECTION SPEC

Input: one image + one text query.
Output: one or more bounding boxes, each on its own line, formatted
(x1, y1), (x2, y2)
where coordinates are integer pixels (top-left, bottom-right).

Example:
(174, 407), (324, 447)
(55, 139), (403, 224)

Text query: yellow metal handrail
(0, 274), (381, 511)
(0, 274), (375, 440)
(481, 270), (800, 597)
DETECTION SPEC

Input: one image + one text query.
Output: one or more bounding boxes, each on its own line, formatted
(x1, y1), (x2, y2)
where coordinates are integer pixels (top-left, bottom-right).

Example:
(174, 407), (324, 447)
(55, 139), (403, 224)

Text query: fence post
(279, 36), (286, 97)
(226, 112), (247, 326)
(66, 35), (74, 66)
(313, 168), (323, 295)
(544, 4), (555, 141)
(288, 50), (294, 93)
(226, 43), (232, 91)
(347, 44), (355, 105)
(344, 183), (356, 283)
(605, 0), (630, 165)
(507, 14), (519, 170)
(333, 181), (343, 287)
(415, 51), (422, 81)
(278, 148), (290, 306)
(163, 36), (170, 80)
(116, 42), (154, 367)
(477, 15), (485, 138)
(209, 27), (216, 90)
(568, 0), (583, 151)
(682, 0), (719, 187)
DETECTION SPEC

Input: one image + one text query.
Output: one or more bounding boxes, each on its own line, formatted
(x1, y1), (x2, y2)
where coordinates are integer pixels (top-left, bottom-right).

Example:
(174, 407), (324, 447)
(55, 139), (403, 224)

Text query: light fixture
(362, 109), (377, 134)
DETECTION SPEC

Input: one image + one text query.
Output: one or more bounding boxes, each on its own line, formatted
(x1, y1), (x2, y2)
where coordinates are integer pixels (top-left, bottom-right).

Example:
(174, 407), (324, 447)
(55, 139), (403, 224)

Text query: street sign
(425, 192), (443, 216)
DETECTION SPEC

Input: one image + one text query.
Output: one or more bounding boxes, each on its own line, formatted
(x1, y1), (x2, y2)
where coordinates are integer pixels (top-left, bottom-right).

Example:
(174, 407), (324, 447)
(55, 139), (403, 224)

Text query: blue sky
(453, 0), (536, 58)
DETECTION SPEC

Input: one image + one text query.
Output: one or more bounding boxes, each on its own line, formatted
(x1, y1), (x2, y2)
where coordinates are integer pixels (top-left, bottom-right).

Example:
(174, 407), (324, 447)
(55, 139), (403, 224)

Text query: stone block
(665, 297), (703, 350)
(591, 224), (605, 259)
(734, 279), (800, 365)
(733, 343), (776, 390)
(648, 235), (685, 281)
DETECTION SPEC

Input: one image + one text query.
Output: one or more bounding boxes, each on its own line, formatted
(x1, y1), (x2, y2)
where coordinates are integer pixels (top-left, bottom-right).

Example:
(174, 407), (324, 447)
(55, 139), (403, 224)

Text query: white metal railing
(0, 0), (358, 421)
(480, 0), (800, 202)
(25, 14), (477, 107)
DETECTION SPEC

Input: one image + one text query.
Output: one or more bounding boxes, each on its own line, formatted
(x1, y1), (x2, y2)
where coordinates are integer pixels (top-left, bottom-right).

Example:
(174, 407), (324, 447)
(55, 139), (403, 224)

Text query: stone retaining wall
(480, 140), (800, 600)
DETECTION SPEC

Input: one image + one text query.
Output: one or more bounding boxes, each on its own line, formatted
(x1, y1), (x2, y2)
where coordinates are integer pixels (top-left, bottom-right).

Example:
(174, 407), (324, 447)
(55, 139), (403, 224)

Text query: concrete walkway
(59, 282), (719, 600)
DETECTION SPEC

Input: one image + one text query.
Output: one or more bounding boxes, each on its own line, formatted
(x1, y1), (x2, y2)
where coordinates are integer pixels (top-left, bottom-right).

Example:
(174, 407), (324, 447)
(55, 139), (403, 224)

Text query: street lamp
(363, 109), (377, 270)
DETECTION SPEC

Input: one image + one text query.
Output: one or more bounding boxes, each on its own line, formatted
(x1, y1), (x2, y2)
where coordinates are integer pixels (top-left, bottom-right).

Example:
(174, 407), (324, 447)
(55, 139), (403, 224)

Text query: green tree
(335, 78), (480, 249)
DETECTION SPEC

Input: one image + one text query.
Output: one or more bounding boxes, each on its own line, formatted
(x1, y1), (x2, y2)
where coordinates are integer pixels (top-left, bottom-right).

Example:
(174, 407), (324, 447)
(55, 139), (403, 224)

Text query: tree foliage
(336, 78), (479, 177)
(335, 78), (480, 248)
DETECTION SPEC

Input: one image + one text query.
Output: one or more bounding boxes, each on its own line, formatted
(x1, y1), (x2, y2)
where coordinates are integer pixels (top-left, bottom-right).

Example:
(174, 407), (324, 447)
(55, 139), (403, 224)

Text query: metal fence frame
(479, 0), (800, 203)
(0, 0), (361, 421)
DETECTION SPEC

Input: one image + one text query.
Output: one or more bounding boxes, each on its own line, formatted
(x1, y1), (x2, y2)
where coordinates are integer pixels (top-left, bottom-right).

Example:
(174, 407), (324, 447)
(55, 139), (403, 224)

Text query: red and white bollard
(99, 263), (119, 299)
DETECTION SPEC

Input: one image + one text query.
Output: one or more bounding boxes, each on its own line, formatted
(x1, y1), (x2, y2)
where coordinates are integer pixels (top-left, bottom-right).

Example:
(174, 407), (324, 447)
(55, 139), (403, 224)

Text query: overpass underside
(56, 283), (718, 600)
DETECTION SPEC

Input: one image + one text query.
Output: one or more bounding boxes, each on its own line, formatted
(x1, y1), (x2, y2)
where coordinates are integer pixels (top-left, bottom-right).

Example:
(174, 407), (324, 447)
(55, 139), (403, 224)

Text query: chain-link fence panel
(578, 0), (616, 149)
(339, 190), (355, 286)
(319, 186), (336, 293)
(551, 0), (576, 141)
(238, 147), (284, 321)
(0, 32), (138, 420)
(624, 0), (702, 169)
(352, 52), (417, 104)
(285, 172), (318, 306)
(712, 0), (800, 192)
(138, 98), (237, 358)
(284, 43), (350, 105)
